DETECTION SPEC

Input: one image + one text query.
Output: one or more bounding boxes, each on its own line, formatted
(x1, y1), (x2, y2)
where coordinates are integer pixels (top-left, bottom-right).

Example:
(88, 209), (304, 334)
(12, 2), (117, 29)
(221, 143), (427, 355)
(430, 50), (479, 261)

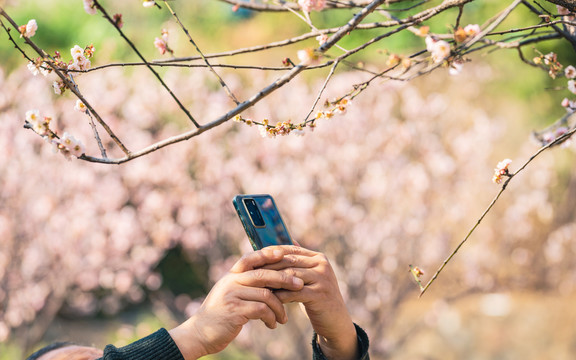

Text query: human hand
(264, 246), (359, 360)
(169, 247), (304, 360)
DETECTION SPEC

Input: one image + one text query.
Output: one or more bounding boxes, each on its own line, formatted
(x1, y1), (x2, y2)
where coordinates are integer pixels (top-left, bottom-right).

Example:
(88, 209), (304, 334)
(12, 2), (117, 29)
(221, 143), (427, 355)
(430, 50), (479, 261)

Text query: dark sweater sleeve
(312, 323), (370, 360)
(98, 328), (184, 360)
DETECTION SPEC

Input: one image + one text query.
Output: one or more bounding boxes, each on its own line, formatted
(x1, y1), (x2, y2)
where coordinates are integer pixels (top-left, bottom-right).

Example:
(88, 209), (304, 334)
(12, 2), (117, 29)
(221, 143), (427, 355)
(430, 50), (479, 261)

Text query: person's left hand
(263, 246), (359, 360)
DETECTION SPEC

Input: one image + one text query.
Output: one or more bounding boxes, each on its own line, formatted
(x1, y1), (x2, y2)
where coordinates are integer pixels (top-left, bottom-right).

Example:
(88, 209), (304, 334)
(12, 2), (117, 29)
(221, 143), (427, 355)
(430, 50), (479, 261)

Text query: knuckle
(253, 269), (266, 281)
(259, 287), (273, 301)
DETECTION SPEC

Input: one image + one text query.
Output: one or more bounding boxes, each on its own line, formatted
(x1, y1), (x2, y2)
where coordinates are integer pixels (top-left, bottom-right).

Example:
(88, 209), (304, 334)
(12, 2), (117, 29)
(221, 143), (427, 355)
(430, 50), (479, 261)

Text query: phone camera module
(244, 199), (265, 227)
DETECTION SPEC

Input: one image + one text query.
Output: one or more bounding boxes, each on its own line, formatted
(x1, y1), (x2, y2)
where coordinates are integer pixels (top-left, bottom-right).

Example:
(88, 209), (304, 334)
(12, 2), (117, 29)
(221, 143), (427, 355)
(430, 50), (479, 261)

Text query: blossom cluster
(492, 158), (512, 184)
(233, 97), (352, 138)
(154, 29), (172, 55)
(49, 44), (95, 95)
(298, 0), (326, 12)
(534, 51), (564, 79)
(27, 58), (51, 77)
(563, 65), (576, 112)
(25, 110), (85, 160)
(422, 24), (480, 74)
(68, 44), (94, 72)
(537, 126), (572, 148)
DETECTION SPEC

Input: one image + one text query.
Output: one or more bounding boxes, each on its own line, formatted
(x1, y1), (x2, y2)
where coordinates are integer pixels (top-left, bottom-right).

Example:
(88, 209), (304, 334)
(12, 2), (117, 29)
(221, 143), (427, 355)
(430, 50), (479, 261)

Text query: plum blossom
(83, 0), (97, 15)
(54, 132), (86, 160)
(154, 29), (172, 55)
(425, 36), (450, 64)
(143, 1), (156, 8)
(316, 33), (328, 46)
(562, 97), (576, 111)
(568, 80), (576, 95)
(113, 13), (124, 29)
(19, 19), (37, 38)
(464, 24), (481, 37)
(25, 109), (40, 125)
(68, 45), (93, 72)
(27, 60), (50, 77)
(298, 0), (326, 12)
(566, 65), (576, 79)
(297, 48), (320, 65)
(74, 100), (88, 113)
(449, 60), (464, 75)
(53, 80), (66, 95)
(413, 26), (429, 37)
(492, 159), (512, 184)
(27, 61), (40, 76)
(25, 110), (51, 136)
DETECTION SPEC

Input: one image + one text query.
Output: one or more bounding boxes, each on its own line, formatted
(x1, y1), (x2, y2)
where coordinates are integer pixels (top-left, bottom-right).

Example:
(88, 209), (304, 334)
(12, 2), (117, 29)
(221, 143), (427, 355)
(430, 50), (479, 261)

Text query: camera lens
(244, 198), (265, 227)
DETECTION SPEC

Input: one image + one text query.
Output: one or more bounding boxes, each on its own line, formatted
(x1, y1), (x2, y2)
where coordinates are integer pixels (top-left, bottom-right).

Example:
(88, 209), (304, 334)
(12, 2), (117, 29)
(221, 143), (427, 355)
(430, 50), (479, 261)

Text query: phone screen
(233, 194), (293, 250)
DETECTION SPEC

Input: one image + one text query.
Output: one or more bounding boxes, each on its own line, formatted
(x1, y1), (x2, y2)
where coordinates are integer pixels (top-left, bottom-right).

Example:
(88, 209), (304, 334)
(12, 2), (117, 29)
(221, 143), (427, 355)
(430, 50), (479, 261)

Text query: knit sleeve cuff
(312, 323), (370, 360)
(101, 328), (184, 360)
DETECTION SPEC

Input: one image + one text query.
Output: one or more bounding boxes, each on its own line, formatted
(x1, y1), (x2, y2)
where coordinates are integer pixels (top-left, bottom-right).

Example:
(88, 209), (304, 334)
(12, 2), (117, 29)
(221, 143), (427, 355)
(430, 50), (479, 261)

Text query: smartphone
(233, 194), (293, 250)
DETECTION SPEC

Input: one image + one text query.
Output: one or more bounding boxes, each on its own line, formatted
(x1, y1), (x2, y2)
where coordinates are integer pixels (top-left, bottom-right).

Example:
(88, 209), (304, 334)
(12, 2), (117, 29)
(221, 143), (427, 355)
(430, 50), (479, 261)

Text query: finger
(292, 239), (302, 247)
(233, 297), (280, 329)
(237, 287), (288, 325)
(236, 268), (304, 290)
(260, 254), (318, 271)
(274, 287), (314, 304)
(273, 245), (320, 257)
(230, 247), (286, 273)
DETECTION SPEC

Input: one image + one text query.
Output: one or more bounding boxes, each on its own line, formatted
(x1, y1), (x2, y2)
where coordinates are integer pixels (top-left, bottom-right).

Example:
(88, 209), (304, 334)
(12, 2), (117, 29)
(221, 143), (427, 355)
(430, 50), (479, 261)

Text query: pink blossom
(449, 60), (464, 75)
(25, 109), (40, 124)
(19, 19), (37, 38)
(492, 158), (512, 184)
(425, 36), (451, 64)
(25, 19), (38, 37)
(561, 97), (576, 111)
(154, 37), (168, 55)
(297, 48), (320, 65)
(74, 100), (88, 113)
(27, 61), (40, 76)
(568, 80), (576, 94)
(316, 34), (329, 46)
(56, 132), (86, 159)
(298, 0), (326, 12)
(83, 0), (97, 15)
(71, 45), (85, 62)
(464, 24), (480, 37)
(565, 65), (576, 79)
(25, 109), (51, 135)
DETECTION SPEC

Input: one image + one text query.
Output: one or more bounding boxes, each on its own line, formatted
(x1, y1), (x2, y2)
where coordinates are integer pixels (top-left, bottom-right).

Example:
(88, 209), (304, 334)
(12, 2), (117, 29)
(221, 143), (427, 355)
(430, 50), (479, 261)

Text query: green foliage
(0, 343), (24, 360)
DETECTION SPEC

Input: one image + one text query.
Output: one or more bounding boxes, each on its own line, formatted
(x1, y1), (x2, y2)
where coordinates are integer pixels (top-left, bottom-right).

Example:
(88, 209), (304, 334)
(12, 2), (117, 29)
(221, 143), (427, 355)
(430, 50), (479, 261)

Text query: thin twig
(304, 60), (341, 122)
(419, 125), (576, 297)
(92, 0), (201, 127)
(163, 1), (240, 105)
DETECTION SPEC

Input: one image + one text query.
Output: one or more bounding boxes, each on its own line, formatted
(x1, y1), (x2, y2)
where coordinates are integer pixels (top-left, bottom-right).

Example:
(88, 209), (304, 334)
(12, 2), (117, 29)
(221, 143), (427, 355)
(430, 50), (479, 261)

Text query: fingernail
(293, 277), (303, 287)
(273, 249), (283, 257)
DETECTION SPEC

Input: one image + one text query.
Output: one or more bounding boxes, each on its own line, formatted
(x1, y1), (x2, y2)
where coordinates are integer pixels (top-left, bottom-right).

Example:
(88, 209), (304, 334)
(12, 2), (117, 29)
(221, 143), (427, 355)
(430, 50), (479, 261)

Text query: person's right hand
(168, 247), (304, 360)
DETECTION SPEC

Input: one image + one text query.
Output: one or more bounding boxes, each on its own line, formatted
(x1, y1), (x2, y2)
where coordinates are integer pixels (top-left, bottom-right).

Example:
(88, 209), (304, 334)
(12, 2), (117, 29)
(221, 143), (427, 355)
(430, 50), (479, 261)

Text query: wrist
(169, 317), (208, 360)
(316, 320), (359, 360)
